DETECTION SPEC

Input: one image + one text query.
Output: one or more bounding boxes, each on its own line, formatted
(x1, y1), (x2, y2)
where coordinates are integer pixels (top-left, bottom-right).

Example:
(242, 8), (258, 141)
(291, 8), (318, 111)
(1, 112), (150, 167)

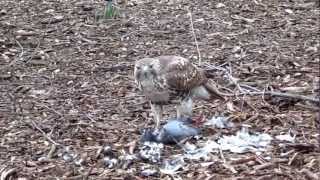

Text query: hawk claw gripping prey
(134, 56), (224, 130)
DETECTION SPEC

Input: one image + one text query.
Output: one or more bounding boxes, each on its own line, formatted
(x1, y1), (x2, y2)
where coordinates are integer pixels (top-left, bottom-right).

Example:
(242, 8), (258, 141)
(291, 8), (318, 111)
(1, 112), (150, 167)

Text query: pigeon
(141, 117), (200, 144)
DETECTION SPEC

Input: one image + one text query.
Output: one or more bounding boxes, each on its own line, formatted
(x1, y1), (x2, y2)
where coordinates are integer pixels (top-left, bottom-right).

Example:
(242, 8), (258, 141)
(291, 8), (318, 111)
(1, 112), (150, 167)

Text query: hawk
(134, 56), (224, 129)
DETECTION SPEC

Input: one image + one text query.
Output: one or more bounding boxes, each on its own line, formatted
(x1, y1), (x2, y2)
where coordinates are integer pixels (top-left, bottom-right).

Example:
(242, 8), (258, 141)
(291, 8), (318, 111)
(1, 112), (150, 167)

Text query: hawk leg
(177, 97), (193, 119)
(150, 102), (163, 130)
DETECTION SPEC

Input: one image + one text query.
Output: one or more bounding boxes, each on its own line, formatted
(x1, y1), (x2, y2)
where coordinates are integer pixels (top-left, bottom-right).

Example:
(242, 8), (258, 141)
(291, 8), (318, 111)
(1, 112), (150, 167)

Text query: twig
(239, 91), (320, 104)
(300, 168), (319, 180)
(230, 156), (256, 165)
(222, 163), (238, 174)
(0, 40), (24, 70)
(0, 168), (16, 180)
(16, 40), (24, 58)
(33, 101), (63, 117)
(30, 120), (61, 146)
(316, 91), (320, 149)
(82, 166), (94, 180)
(317, 111), (320, 150)
(239, 84), (261, 92)
(188, 9), (201, 65)
(203, 63), (320, 104)
(85, 113), (97, 123)
(219, 147), (226, 163)
(254, 162), (275, 171)
(47, 144), (57, 159)
(288, 152), (298, 166)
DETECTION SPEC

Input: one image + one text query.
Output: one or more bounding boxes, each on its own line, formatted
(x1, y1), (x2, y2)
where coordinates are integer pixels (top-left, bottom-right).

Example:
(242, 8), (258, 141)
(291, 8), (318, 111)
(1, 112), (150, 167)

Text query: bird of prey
(134, 56), (224, 130)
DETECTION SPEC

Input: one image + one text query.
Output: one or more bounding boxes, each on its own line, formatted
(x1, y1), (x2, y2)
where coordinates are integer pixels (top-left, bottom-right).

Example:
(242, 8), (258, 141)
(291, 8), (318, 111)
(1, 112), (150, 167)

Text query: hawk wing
(157, 56), (207, 91)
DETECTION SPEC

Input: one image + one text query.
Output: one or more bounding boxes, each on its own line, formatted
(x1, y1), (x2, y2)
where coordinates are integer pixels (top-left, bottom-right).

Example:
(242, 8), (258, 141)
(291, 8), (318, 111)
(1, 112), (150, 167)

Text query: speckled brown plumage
(134, 55), (224, 129)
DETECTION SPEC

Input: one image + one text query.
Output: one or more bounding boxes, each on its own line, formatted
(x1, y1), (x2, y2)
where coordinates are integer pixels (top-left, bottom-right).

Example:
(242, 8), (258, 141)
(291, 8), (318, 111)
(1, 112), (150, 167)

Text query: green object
(104, 1), (116, 19)
(94, 0), (119, 22)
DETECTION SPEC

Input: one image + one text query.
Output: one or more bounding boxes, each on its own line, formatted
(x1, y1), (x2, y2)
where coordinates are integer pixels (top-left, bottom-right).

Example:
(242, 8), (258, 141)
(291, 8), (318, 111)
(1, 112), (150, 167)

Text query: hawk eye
(149, 65), (153, 68)
(136, 66), (141, 70)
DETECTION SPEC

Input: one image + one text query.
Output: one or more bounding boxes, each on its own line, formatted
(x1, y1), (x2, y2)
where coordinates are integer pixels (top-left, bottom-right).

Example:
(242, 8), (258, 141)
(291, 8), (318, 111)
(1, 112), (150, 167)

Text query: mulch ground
(0, 0), (319, 179)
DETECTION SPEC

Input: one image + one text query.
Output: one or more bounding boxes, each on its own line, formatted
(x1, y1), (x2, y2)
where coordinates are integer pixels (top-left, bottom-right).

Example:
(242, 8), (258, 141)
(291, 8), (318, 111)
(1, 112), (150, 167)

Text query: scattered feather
(140, 166), (158, 177)
(119, 154), (137, 169)
(103, 157), (118, 168)
(160, 157), (185, 175)
(184, 141), (219, 160)
(215, 3), (226, 8)
(217, 127), (273, 153)
(139, 141), (163, 163)
(205, 116), (234, 128)
(58, 146), (77, 163)
(276, 132), (295, 142)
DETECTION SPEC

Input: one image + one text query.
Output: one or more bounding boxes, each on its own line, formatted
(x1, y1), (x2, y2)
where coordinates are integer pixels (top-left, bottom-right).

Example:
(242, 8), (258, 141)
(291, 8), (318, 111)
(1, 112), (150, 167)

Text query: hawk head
(134, 58), (160, 82)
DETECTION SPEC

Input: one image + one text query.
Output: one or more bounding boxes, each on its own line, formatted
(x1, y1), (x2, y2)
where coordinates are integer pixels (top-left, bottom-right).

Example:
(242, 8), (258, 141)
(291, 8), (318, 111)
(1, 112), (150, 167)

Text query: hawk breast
(139, 77), (182, 104)
(136, 56), (207, 104)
